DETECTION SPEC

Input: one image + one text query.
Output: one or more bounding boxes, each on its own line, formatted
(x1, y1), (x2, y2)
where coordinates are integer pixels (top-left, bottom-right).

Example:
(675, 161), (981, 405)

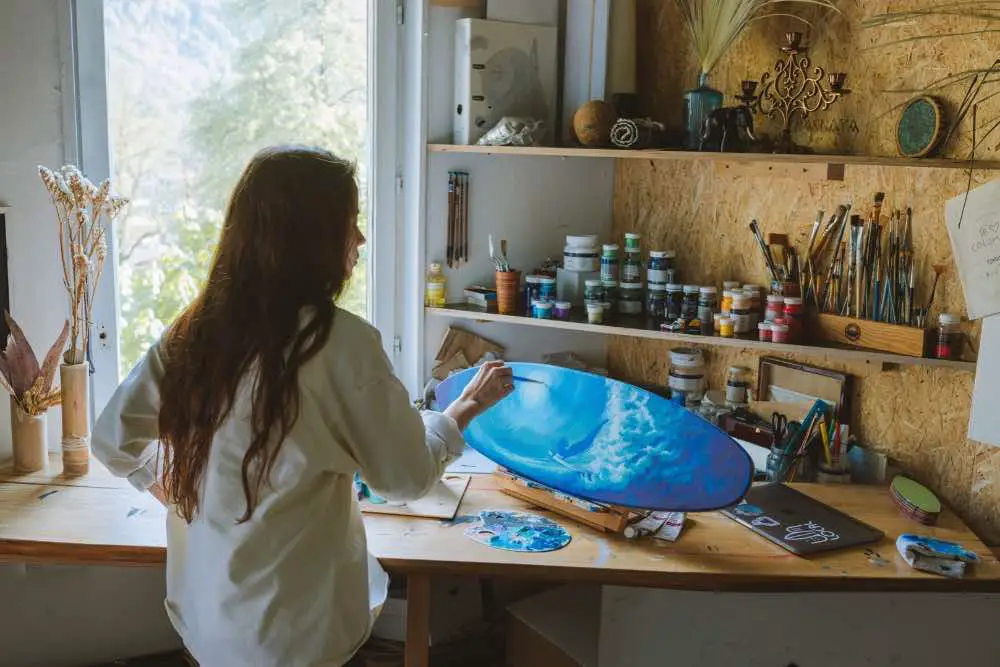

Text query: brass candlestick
(741, 32), (850, 153)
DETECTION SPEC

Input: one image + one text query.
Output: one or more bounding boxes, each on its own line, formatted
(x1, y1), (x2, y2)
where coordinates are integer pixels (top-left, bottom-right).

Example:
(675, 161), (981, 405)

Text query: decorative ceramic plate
(896, 96), (944, 158)
(436, 363), (754, 512)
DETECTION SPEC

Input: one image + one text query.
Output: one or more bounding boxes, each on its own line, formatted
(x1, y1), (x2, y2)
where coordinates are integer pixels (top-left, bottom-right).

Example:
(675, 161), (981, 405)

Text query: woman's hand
(149, 482), (168, 508)
(443, 361), (514, 431)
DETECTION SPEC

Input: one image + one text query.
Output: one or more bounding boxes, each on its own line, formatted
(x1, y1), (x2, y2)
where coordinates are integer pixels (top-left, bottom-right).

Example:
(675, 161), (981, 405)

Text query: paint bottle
(554, 301), (572, 320)
(713, 312), (724, 334)
(771, 322), (790, 344)
(532, 300), (553, 320)
(586, 301), (605, 324)
(698, 287), (717, 336)
(424, 262), (446, 307)
(783, 297), (804, 343)
(647, 250), (675, 284)
(538, 276), (557, 303)
(646, 284), (667, 321)
(624, 232), (642, 253)
(524, 276), (541, 315)
(758, 321), (773, 342)
(666, 284), (684, 321)
(601, 244), (620, 282)
(681, 285), (700, 321)
(668, 347), (706, 405)
(622, 250), (642, 283)
(743, 285), (762, 330)
(619, 282), (644, 316)
(765, 294), (785, 322)
(602, 280), (619, 312)
(723, 280), (741, 291)
(936, 313), (961, 360)
(719, 317), (735, 338)
(725, 366), (752, 406)
(584, 279), (604, 304)
(731, 293), (752, 336)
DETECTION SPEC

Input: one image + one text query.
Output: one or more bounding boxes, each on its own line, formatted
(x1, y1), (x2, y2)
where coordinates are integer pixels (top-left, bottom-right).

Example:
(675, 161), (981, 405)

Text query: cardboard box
(506, 586), (600, 667)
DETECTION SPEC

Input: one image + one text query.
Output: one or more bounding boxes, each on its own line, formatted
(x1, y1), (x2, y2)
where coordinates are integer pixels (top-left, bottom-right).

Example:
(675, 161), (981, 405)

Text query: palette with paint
(890, 476), (942, 526)
(436, 362), (754, 512)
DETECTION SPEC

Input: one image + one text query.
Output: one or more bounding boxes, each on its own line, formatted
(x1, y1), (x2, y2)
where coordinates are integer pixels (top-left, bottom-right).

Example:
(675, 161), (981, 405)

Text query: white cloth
(93, 309), (466, 667)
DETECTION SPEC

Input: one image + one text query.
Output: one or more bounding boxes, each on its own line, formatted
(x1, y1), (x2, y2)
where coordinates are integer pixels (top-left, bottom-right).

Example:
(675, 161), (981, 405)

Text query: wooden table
(2, 456), (999, 667)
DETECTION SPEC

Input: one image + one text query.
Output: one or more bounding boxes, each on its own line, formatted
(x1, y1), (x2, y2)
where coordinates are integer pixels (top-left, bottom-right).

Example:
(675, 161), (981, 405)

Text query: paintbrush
(819, 204), (851, 311)
(925, 263), (948, 312)
(512, 375), (545, 385)
(750, 219), (780, 282)
(447, 172), (456, 268)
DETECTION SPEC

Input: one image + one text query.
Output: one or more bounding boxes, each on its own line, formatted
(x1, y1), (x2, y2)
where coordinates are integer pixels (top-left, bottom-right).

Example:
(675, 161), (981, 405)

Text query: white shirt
(93, 309), (465, 667)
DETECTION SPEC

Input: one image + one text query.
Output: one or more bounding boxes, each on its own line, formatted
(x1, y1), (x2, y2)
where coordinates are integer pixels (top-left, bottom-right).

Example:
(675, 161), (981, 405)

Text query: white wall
(0, 3), (180, 664)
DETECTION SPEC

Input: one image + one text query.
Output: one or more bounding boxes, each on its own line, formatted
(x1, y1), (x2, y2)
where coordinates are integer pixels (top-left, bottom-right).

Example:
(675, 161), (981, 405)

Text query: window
(102, 0), (370, 378)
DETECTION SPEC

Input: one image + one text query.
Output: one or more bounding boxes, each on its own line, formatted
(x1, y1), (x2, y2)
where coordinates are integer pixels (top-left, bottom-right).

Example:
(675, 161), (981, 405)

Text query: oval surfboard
(435, 363), (753, 512)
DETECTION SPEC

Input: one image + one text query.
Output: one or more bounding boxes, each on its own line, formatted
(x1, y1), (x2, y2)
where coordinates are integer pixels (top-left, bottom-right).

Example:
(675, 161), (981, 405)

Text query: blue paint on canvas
(436, 363), (753, 512)
(464, 510), (571, 553)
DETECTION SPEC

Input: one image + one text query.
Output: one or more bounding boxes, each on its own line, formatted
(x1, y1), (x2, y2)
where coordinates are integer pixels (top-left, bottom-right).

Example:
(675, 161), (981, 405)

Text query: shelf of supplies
(426, 305), (978, 371)
(428, 144), (1000, 173)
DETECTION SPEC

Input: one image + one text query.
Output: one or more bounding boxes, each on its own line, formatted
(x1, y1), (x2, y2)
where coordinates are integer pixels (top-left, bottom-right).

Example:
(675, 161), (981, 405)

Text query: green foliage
(106, 0), (368, 377)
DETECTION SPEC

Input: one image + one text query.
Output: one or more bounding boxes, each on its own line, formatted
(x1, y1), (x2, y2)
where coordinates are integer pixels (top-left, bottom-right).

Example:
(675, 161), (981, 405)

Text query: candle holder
(741, 32), (850, 154)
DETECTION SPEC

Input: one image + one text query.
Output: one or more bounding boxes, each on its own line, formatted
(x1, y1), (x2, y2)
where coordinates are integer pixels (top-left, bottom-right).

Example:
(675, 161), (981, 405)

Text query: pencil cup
(766, 447), (804, 483)
(495, 270), (521, 316)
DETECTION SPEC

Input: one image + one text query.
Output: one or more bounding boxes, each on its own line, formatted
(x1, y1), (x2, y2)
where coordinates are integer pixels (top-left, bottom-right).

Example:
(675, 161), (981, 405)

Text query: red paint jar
(758, 322), (773, 342)
(783, 297), (804, 342)
(771, 323), (790, 344)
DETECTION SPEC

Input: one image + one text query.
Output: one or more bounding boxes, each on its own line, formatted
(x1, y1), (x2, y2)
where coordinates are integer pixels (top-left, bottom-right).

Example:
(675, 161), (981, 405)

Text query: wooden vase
(10, 396), (47, 473)
(60, 362), (90, 476)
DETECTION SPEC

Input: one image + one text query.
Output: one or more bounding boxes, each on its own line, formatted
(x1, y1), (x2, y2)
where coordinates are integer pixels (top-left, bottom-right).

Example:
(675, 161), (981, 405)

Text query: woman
(93, 145), (513, 666)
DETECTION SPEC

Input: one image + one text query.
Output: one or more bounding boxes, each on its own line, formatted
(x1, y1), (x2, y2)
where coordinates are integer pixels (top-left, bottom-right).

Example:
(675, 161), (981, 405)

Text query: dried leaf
(0, 312), (41, 396)
(38, 320), (69, 396)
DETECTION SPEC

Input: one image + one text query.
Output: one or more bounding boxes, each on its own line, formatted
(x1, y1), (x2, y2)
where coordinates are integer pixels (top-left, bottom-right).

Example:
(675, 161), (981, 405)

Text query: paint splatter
(464, 509), (570, 553)
(37, 490), (59, 501)
(733, 503), (763, 517)
(865, 549), (890, 567)
(126, 507), (146, 518)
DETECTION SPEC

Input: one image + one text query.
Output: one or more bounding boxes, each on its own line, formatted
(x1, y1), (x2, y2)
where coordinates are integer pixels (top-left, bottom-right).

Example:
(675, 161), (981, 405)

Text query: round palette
(891, 476), (941, 525)
(464, 509), (571, 553)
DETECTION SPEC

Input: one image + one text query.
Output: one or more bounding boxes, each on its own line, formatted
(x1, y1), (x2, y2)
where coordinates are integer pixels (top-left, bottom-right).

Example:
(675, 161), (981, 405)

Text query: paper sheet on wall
(969, 314), (1000, 447)
(945, 179), (1000, 320)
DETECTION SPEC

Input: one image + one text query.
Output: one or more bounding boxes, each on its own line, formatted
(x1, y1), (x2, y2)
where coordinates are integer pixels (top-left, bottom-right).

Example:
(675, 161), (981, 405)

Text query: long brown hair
(159, 146), (358, 523)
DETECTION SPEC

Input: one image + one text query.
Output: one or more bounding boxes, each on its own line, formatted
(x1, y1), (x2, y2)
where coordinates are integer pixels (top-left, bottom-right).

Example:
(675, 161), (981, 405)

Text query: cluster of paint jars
(754, 293), (804, 344)
(525, 274), (573, 321)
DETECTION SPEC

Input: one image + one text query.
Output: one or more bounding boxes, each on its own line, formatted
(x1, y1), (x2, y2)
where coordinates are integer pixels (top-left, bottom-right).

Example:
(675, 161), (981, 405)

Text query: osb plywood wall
(610, 0), (1000, 543)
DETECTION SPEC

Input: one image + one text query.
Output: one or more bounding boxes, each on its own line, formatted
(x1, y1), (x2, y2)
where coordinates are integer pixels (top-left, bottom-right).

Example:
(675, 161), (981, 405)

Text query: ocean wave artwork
(436, 363), (753, 512)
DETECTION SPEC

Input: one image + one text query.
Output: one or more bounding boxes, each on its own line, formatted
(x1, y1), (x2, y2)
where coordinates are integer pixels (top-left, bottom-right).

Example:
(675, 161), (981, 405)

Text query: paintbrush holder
(495, 270), (521, 315)
(812, 314), (931, 358)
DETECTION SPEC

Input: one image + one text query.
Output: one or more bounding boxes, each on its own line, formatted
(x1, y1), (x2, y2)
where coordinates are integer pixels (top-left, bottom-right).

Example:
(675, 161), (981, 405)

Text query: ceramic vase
(60, 362), (90, 476)
(10, 396), (47, 473)
(684, 72), (724, 150)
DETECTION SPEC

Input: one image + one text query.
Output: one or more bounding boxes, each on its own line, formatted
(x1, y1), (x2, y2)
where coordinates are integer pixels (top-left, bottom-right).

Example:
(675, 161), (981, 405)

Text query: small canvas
(358, 474), (471, 520)
(945, 178), (1000, 320)
(436, 363), (754, 512)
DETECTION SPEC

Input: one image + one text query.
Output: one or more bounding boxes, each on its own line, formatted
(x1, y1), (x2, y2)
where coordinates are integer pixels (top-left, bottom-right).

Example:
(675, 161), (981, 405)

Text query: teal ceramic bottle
(684, 72), (723, 150)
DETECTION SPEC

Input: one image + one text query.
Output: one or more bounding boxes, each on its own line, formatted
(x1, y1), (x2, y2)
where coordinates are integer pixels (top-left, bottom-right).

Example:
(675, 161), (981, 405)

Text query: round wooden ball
(573, 100), (617, 147)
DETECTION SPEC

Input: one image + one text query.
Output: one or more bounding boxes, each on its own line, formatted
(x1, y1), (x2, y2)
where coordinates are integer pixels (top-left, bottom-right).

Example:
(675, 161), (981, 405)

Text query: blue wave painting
(435, 363), (753, 512)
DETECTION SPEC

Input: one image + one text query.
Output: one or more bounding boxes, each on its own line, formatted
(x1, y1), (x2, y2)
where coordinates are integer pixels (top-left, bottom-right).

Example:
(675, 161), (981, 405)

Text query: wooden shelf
(428, 144), (1000, 173)
(427, 305), (978, 371)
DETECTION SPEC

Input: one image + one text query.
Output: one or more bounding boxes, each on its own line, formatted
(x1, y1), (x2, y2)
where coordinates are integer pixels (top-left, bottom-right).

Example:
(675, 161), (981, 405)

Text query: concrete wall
(0, 3), (179, 665)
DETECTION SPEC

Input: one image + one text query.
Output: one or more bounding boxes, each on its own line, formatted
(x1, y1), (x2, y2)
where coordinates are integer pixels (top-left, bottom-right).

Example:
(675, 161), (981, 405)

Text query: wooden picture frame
(896, 95), (944, 159)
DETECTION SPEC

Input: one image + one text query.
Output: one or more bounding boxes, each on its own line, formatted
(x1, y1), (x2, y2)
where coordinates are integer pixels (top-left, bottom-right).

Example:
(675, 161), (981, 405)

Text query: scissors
(771, 412), (789, 445)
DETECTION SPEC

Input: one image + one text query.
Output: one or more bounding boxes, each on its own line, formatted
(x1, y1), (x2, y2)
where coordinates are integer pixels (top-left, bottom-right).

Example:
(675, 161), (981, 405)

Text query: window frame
(66, 0), (406, 413)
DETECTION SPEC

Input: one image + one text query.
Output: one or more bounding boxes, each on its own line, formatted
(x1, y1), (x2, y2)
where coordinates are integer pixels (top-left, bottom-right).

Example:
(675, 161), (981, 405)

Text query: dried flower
(0, 313), (69, 416)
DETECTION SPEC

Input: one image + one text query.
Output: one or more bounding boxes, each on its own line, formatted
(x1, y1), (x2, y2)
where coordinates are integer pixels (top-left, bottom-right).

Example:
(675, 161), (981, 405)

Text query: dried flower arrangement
(38, 165), (128, 365)
(0, 313), (69, 416)
(676, 0), (840, 75)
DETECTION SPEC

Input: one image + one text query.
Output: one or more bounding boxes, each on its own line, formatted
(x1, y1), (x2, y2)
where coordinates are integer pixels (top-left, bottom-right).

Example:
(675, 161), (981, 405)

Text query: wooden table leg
(405, 573), (431, 667)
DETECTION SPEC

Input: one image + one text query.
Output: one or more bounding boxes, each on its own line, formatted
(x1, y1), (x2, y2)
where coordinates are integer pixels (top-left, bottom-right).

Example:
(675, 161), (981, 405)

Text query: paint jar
(622, 250), (642, 283)
(937, 313), (962, 360)
(713, 312), (724, 333)
(669, 347), (707, 405)
(646, 284), (667, 321)
(586, 301), (605, 324)
(602, 280), (619, 311)
(554, 301), (572, 320)
(723, 280), (741, 291)
(682, 285), (700, 321)
(566, 234), (599, 249)
(666, 284), (684, 320)
(647, 251), (675, 284)
(538, 276), (557, 303)
(563, 245), (600, 272)
(601, 244), (620, 282)
(758, 321), (773, 342)
(743, 286), (762, 330)
(698, 287), (717, 336)
(584, 279), (604, 304)
(731, 294), (752, 336)
(765, 294), (785, 322)
(524, 276), (541, 315)
(619, 282), (644, 316)
(771, 322), (790, 344)
(531, 300), (553, 319)
(719, 317), (734, 338)
(601, 301), (614, 322)
(624, 232), (641, 253)
(783, 297), (804, 343)
(721, 289), (740, 316)
(725, 366), (752, 405)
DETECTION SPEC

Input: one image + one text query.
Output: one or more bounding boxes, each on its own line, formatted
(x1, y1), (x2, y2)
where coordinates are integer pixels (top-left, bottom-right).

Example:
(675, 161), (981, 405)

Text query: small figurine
(699, 106), (756, 152)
